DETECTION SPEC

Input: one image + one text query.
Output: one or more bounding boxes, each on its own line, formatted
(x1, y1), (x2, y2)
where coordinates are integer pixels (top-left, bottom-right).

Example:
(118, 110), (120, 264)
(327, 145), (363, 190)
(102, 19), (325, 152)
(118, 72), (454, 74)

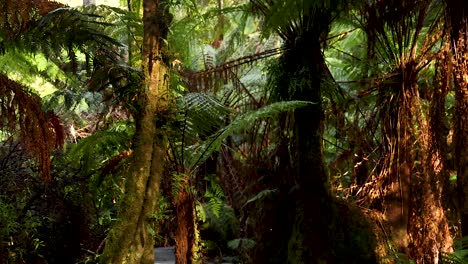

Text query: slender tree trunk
(100, 0), (172, 263)
(174, 176), (197, 264)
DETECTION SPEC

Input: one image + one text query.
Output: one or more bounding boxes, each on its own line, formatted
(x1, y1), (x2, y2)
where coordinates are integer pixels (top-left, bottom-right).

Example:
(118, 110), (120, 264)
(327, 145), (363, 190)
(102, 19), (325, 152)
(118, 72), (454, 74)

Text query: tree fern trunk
(276, 14), (335, 262)
(174, 178), (197, 264)
(100, 0), (171, 263)
(448, 0), (468, 238)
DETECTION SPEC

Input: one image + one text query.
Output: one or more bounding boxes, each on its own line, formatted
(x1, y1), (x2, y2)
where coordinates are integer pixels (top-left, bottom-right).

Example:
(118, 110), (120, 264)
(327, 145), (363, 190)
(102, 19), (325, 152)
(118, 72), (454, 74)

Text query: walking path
(154, 247), (175, 264)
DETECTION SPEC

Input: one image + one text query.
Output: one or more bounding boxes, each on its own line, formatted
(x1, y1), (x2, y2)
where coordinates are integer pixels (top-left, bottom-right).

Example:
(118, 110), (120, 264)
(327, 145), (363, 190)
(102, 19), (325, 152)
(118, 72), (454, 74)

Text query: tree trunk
(174, 177), (197, 264)
(447, 0), (468, 238)
(287, 37), (333, 264)
(272, 11), (335, 262)
(407, 62), (453, 261)
(100, 0), (172, 263)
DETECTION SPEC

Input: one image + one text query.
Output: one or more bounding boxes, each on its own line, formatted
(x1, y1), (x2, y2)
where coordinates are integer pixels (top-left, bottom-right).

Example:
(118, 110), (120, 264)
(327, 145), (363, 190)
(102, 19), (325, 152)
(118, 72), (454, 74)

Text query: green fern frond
(244, 189), (278, 207)
(186, 100), (312, 169)
(440, 252), (468, 264)
(171, 172), (185, 200)
(87, 63), (144, 112)
(440, 236), (468, 264)
(181, 92), (231, 137)
(204, 175), (225, 218)
(227, 238), (256, 251)
(196, 201), (207, 223)
(31, 7), (121, 54)
(251, 0), (346, 40)
(169, 92), (231, 168)
(66, 122), (134, 175)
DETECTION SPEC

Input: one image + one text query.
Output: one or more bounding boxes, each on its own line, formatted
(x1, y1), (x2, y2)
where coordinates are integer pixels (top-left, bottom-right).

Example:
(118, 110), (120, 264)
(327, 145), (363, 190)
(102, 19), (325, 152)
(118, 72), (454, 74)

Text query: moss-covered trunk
(285, 32), (333, 263)
(100, 1), (171, 263)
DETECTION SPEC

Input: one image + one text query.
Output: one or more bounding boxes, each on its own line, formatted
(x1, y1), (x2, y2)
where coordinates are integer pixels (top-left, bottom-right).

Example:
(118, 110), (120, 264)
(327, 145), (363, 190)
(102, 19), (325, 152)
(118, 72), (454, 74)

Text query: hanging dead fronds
(0, 0), (64, 42)
(179, 47), (283, 93)
(0, 74), (64, 182)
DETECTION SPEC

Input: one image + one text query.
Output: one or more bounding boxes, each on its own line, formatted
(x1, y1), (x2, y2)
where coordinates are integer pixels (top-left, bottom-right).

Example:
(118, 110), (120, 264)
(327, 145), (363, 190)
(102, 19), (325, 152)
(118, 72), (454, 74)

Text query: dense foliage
(2, 0), (468, 263)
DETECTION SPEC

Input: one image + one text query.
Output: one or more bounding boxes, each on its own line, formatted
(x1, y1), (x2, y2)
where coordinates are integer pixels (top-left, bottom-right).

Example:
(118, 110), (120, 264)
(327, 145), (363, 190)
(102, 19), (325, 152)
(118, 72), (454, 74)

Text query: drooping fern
(0, 74), (64, 181)
(186, 100), (313, 170)
(66, 121), (134, 176)
(440, 236), (468, 264)
(29, 7), (122, 59)
(204, 174), (225, 218)
(243, 188), (277, 208)
(227, 238), (256, 251)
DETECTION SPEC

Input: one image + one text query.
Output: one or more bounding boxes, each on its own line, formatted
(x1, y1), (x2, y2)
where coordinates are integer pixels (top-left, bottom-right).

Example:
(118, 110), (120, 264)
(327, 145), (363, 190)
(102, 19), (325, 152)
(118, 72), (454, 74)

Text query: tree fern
(66, 121), (134, 175)
(186, 100), (313, 170)
(0, 74), (64, 181)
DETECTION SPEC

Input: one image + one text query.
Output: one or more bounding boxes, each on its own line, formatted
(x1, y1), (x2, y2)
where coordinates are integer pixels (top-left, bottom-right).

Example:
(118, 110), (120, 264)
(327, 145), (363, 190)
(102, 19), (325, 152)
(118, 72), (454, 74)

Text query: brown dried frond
(179, 48), (284, 93)
(101, 150), (133, 176)
(48, 112), (65, 149)
(0, 74), (64, 182)
(0, 0), (64, 41)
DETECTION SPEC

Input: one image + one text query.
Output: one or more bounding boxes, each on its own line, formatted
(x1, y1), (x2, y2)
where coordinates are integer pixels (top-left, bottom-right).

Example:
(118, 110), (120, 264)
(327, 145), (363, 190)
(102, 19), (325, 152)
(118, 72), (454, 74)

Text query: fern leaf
(244, 189), (278, 207)
(0, 74), (63, 181)
(186, 100), (313, 169)
(227, 238), (256, 251)
(66, 122), (134, 175)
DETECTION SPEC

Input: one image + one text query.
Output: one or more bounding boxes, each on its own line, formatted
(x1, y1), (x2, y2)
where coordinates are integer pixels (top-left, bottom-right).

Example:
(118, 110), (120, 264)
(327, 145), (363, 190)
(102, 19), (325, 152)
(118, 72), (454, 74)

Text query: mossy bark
(100, 0), (171, 263)
(270, 11), (340, 262)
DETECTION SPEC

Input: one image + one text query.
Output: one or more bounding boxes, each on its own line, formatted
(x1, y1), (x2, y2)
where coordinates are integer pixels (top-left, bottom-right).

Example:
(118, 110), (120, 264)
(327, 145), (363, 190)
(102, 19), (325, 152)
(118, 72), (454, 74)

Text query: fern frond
(204, 175), (225, 218)
(180, 47), (283, 92)
(87, 63), (144, 112)
(244, 189), (278, 207)
(0, 74), (64, 181)
(31, 7), (122, 54)
(66, 122), (134, 175)
(440, 252), (468, 264)
(181, 92), (231, 138)
(171, 172), (186, 200)
(441, 236), (468, 264)
(227, 238), (256, 251)
(0, 0), (64, 46)
(186, 100), (312, 169)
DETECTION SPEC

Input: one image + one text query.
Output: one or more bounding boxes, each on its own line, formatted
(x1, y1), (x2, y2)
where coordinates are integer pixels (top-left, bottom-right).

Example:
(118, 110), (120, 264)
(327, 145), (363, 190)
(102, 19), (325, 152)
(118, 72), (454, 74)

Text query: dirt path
(154, 246), (175, 264)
